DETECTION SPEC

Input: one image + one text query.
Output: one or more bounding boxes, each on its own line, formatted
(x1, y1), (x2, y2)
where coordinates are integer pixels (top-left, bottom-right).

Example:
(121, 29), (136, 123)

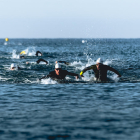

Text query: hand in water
(118, 74), (121, 77)
(76, 76), (79, 79)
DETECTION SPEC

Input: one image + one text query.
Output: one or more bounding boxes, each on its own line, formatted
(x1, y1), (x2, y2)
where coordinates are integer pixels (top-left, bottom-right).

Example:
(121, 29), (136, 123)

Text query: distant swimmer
(26, 58), (48, 65)
(36, 51), (42, 56)
(10, 63), (17, 70)
(10, 59), (47, 70)
(10, 63), (21, 70)
(36, 58), (48, 64)
(20, 51), (26, 58)
(20, 51), (42, 57)
(80, 58), (121, 82)
(20, 51), (26, 55)
(39, 63), (79, 80)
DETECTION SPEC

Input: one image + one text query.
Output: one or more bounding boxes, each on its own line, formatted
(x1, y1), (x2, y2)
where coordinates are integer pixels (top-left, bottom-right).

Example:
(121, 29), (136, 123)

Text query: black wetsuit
(20, 56), (25, 59)
(40, 70), (78, 80)
(20, 51), (42, 58)
(57, 61), (69, 65)
(81, 64), (121, 81)
(36, 58), (48, 64)
(36, 51), (42, 56)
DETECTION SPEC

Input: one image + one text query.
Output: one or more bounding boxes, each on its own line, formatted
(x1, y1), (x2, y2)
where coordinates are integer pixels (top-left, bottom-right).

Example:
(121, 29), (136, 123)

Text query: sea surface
(0, 38), (140, 140)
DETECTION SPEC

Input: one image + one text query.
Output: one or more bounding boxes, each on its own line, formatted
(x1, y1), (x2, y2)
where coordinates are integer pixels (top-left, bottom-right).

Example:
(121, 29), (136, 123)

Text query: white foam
(41, 78), (57, 84)
(4, 42), (8, 45)
(82, 40), (87, 43)
(108, 74), (120, 82)
(70, 61), (83, 67)
(11, 50), (20, 59)
(65, 76), (71, 80)
(24, 78), (39, 84)
(37, 53), (42, 56)
(28, 47), (36, 56)
(37, 61), (49, 65)
(21, 47), (36, 56)
(81, 76), (92, 82)
(0, 76), (10, 81)
(103, 59), (112, 65)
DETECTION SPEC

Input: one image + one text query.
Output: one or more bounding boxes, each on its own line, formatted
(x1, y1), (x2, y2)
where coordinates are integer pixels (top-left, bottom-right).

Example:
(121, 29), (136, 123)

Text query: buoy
(5, 38), (9, 42)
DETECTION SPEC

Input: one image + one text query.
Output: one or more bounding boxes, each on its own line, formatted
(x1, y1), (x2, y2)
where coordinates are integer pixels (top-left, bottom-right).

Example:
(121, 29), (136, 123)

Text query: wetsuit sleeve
(39, 73), (53, 80)
(20, 56), (25, 59)
(39, 75), (48, 80)
(17, 67), (22, 70)
(80, 65), (94, 76)
(36, 58), (48, 64)
(67, 71), (79, 77)
(58, 61), (69, 65)
(107, 66), (121, 77)
(39, 71), (53, 80)
(36, 51), (42, 56)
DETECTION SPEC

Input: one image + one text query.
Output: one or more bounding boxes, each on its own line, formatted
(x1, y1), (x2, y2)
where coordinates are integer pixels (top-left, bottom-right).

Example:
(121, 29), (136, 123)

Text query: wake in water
(1, 52), (122, 84)
(20, 47), (36, 56)
(37, 58), (121, 84)
(1, 39), (139, 84)
(11, 47), (37, 59)
(11, 50), (20, 59)
(1, 39), (140, 140)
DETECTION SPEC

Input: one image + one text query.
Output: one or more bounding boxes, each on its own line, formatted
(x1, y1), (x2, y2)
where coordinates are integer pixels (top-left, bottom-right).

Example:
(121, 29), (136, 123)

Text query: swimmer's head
(96, 58), (103, 70)
(55, 63), (61, 69)
(10, 63), (17, 70)
(55, 63), (61, 75)
(96, 58), (103, 64)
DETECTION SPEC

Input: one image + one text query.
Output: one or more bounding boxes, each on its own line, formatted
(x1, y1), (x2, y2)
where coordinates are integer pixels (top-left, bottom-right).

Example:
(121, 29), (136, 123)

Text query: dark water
(0, 39), (140, 140)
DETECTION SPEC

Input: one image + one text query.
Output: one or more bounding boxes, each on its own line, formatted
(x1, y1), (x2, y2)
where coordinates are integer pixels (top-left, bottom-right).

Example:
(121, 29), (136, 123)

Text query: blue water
(0, 39), (140, 140)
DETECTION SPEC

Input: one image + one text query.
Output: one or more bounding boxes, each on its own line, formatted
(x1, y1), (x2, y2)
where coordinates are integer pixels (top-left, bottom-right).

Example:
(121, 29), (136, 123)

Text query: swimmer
(10, 63), (21, 70)
(80, 58), (121, 82)
(20, 51), (42, 58)
(26, 58), (48, 65)
(39, 63), (79, 80)
(10, 63), (17, 70)
(36, 51), (42, 56)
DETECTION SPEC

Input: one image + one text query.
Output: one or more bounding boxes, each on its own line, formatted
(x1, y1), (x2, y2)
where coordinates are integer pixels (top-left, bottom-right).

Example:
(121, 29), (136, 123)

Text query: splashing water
(74, 58), (117, 82)
(20, 47), (36, 56)
(109, 74), (120, 82)
(41, 78), (58, 84)
(82, 40), (87, 43)
(27, 47), (36, 56)
(4, 42), (8, 45)
(103, 59), (112, 65)
(11, 50), (20, 59)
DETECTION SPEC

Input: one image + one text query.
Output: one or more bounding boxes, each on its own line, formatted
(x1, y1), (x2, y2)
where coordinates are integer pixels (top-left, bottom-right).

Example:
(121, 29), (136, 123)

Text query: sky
(0, 0), (140, 38)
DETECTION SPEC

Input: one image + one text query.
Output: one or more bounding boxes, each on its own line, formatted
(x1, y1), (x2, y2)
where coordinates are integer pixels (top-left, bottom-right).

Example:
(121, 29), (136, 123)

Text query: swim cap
(96, 58), (103, 64)
(55, 63), (61, 69)
(20, 50), (26, 55)
(11, 63), (16, 68)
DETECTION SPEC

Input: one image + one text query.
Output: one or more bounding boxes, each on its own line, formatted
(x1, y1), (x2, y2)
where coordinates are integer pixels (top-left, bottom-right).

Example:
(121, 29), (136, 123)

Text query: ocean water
(0, 38), (140, 140)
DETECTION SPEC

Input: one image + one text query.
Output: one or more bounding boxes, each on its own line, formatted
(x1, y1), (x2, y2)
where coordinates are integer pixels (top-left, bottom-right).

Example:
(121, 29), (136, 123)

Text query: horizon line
(0, 37), (140, 39)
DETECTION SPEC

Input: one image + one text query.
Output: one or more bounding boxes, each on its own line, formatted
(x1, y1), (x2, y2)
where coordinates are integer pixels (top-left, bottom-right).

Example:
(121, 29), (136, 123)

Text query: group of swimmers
(10, 51), (121, 82)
